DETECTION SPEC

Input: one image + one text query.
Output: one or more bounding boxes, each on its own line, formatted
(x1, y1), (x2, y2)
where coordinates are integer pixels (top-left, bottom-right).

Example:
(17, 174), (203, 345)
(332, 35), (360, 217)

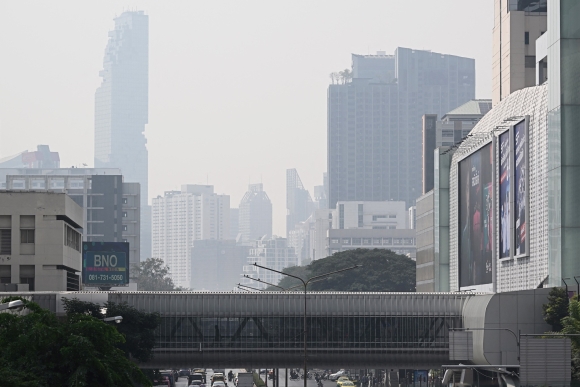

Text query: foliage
(0, 296), (151, 387)
(543, 287), (569, 331)
(270, 265), (311, 290)
(131, 257), (185, 291)
(562, 297), (580, 380)
(267, 248), (416, 292)
(62, 297), (161, 363)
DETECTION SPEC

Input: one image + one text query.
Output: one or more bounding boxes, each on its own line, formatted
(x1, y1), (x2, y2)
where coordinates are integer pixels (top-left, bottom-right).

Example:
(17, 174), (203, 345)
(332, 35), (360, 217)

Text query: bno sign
(94, 254), (119, 267)
(82, 242), (130, 287)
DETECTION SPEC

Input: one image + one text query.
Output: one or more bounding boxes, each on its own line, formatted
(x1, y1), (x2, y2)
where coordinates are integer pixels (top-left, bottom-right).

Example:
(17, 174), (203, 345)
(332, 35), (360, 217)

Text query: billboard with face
(499, 130), (511, 259)
(459, 142), (494, 288)
(514, 120), (528, 257)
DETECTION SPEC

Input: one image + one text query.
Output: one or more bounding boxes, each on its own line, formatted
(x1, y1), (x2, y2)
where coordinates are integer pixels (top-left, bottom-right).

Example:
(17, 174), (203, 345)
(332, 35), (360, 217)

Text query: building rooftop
(442, 99), (492, 119)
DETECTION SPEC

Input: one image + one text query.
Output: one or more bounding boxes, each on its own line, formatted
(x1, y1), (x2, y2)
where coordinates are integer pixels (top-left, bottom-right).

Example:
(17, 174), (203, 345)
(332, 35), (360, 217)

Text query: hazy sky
(0, 1), (493, 235)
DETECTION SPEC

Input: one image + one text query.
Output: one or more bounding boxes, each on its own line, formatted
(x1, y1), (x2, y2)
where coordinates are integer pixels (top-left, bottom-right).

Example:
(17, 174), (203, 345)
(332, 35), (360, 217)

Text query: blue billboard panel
(499, 130), (511, 259)
(514, 120), (528, 257)
(82, 242), (129, 286)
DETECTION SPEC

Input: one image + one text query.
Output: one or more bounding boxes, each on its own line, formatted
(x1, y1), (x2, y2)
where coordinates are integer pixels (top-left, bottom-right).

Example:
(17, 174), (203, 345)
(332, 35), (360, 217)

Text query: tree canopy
(0, 296), (151, 387)
(131, 257), (185, 291)
(543, 286), (569, 331)
(62, 297), (161, 363)
(268, 248), (416, 292)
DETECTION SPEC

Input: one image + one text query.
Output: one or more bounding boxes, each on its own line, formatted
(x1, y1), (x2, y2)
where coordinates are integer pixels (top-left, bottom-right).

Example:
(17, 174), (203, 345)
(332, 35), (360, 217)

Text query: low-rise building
(1, 169), (140, 265)
(328, 228), (416, 260)
(0, 191), (83, 291)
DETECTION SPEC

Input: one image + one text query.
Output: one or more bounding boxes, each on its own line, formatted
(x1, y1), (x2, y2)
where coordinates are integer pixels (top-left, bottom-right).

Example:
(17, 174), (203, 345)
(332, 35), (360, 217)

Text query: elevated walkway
(6, 289), (552, 369)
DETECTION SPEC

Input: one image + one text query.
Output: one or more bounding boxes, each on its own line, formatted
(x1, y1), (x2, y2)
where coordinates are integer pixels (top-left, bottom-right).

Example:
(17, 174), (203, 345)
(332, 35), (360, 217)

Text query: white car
(329, 370), (347, 381)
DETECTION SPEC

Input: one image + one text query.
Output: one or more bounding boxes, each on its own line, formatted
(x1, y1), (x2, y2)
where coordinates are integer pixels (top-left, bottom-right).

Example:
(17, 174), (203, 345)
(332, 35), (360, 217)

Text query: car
(213, 382), (227, 387)
(329, 371), (347, 381)
(189, 381), (202, 387)
(338, 382), (355, 387)
(336, 378), (352, 387)
(181, 369), (192, 377)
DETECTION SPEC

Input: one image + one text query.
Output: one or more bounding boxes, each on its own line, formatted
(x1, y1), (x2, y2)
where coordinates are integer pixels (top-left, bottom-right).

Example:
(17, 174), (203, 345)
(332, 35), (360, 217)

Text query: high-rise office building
(492, 0), (547, 105)
(238, 183), (272, 244)
(230, 208), (240, 240)
(286, 169), (314, 237)
(94, 11), (151, 261)
(152, 185), (230, 288)
(191, 240), (249, 291)
(328, 49), (475, 210)
(422, 100), (492, 193)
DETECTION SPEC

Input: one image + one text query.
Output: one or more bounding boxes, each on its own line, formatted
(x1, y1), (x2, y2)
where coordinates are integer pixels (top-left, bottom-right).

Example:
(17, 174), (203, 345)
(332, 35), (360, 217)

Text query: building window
(50, 179), (65, 189)
(31, 179), (46, 189)
(68, 179), (84, 189)
(525, 31), (529, 45)
(20, 265), (35, 291)
(123, 212), (128, 217)
(358, 204), (364, 227)
(123, 239), (128, 243)
(0, 265), (10, 283)
(0, 229), (11, 255)
(122, 198), (128, 204)
(64, 224), (81, 252)
(20, 229), (35, 244)
(339, 204), (345, 229)
(373, 215), (387, 221)
(11, 180), (25, 189)
(123, 225), (128, 231)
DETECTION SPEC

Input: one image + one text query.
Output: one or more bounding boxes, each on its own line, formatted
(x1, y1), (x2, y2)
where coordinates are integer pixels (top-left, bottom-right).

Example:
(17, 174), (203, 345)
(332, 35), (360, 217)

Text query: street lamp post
(244, 275), (286, 291)
(102, 316), (123, 324)
(0, 300), (24, 311)
(238, 283), (264, 292)
(253, 263), (361, 387)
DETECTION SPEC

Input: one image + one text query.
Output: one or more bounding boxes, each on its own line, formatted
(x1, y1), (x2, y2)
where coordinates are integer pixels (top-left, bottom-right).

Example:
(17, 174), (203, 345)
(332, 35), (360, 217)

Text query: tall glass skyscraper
(95, 11), (150, 260)
(327, 48), (475, 209)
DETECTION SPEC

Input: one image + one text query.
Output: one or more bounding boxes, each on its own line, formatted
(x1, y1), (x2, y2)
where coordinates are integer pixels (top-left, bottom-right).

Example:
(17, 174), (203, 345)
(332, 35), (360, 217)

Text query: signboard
(498, 130), (511, 259)
(458, 142), (494, 289)
(82, 242), (129, 286)
(514, 120), (528, 257)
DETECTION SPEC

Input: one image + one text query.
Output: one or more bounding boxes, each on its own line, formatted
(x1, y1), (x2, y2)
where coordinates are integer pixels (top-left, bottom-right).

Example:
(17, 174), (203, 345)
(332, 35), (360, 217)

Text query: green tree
(562, 297), (580, 380)
(131, 257), (185, 291)
(0, 297), (151, 387)
(267, 249), (416, 292)
(62, 297), (161, 362)
(543, 286), (569, 331)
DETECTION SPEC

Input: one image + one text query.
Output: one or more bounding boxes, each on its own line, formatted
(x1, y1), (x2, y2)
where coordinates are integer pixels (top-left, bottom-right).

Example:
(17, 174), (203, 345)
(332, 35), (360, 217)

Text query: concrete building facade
(286, 169), (314, 237)
(243, 237), (298, 290)
(492, 0), (547, 105)
(152, 185), (229, 288)
(0, 191), (83, 291)
(1, 169), (140, 265)
(328, 49), (475, 210)
(422, 100), (492, 193)
(0, 145), (60, 169)
(333, 201), (407, 230)
(190, 239), (249, 291)
(328, 229), (416, 260)
(238, 183), (272, 244)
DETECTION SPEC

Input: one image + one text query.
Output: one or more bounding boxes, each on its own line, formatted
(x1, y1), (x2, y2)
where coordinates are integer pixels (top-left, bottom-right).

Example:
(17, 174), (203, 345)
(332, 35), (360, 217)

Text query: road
(176, 370), (336, 387)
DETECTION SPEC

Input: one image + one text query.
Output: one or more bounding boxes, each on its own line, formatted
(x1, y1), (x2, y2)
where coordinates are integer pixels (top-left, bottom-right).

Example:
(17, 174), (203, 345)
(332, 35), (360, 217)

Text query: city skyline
(0, 1), (493, 235)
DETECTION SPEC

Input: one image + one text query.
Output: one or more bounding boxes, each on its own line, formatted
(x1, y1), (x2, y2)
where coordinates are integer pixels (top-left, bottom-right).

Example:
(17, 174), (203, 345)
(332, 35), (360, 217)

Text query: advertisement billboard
(499, 130), (511, 259)
(82, 242), (129, 286)
(459, 142), (493, 288)
(514, 120), (528, 257)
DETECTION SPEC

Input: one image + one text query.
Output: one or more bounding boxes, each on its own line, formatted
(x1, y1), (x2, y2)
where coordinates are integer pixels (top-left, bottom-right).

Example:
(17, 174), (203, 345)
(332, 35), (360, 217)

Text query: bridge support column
(285, 369), (288, 387)
(387, 370), (399, 387)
